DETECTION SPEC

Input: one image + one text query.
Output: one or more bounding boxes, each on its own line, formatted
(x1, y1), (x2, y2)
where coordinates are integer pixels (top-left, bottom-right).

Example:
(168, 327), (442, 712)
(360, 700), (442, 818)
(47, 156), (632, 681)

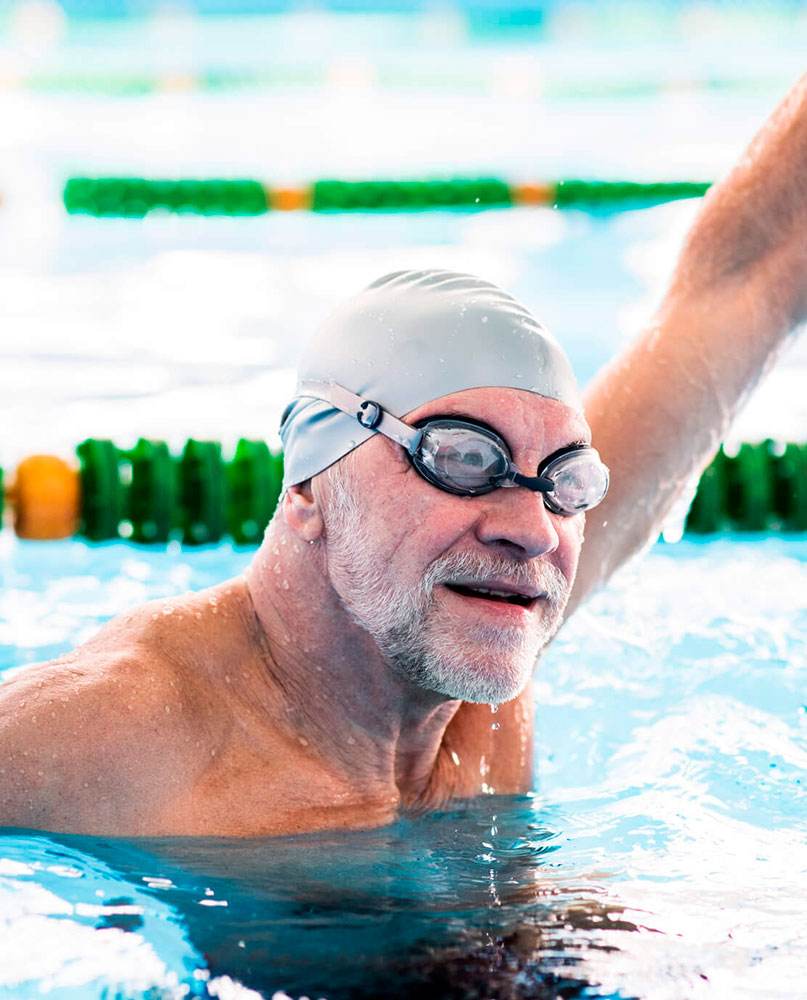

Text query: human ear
(283, 481), (325, 542)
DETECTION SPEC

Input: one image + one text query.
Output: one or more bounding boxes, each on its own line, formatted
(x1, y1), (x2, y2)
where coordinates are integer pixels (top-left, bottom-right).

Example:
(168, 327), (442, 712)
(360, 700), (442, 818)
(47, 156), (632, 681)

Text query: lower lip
(440, 585), (539, 622)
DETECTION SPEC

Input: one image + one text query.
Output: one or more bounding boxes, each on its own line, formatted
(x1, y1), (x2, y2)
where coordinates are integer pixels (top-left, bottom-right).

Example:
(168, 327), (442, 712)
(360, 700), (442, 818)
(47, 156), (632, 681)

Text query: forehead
(403, 386), (590, 452)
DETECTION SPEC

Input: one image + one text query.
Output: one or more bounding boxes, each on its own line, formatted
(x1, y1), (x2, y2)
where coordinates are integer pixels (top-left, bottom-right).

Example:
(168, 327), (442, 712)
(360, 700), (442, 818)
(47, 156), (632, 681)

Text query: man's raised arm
(569, 73), (807, 612)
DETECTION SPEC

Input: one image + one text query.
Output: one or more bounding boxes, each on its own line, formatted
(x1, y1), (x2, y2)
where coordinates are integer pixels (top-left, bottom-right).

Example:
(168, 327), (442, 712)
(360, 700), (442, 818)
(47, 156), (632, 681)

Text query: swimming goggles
(291, 378), (610, 516)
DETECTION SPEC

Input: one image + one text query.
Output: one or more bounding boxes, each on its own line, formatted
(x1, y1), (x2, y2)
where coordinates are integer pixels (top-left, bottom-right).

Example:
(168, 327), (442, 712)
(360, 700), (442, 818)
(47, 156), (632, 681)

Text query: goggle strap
(295, 378), (419, 453)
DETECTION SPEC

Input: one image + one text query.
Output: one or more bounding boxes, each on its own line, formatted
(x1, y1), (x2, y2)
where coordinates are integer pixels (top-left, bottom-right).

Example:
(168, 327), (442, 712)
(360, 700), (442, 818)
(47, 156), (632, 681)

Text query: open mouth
(443, 583), (536, 608)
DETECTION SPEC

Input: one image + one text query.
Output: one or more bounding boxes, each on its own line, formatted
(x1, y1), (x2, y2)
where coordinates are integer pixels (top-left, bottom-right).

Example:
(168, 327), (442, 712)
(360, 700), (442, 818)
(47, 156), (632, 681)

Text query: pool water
(2, 4), (807, 997)
(1, 536), (805, 999)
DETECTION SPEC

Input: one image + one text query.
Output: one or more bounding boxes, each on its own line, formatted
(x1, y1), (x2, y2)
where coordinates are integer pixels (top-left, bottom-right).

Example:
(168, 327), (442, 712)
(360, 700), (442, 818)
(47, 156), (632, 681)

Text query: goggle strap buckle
(295, 378), (419, 452)
(357, 399), (382, 429)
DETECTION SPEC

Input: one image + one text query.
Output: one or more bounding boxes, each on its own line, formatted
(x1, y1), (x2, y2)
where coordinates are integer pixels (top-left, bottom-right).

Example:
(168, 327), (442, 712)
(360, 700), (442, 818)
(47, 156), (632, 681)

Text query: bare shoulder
(0, 588), (241, 835)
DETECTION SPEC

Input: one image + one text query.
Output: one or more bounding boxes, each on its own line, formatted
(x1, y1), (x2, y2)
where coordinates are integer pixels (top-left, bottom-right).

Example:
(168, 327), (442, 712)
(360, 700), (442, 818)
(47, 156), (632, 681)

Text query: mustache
(420, 550), (569, 605)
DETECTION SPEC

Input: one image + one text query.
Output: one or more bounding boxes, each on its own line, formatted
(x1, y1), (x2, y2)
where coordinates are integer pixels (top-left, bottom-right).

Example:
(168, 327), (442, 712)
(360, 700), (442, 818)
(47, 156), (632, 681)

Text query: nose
(473, 486), (560, 559)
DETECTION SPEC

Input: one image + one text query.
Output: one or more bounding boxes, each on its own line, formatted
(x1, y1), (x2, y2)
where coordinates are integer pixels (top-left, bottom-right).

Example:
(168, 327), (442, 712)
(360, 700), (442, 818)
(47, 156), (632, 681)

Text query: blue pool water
(2, 4), (807, 997)
(1, 536), (806, 998)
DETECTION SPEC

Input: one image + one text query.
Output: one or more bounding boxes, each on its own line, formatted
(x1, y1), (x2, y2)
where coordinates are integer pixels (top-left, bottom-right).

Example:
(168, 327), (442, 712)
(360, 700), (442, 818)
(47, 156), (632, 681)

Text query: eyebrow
(416, 409), (589, 455)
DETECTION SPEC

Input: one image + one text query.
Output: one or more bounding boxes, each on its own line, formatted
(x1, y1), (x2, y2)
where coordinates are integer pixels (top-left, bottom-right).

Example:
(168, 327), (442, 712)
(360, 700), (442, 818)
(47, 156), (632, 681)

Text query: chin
(424, 610), (564, 703)
(414, 638), (537, 705)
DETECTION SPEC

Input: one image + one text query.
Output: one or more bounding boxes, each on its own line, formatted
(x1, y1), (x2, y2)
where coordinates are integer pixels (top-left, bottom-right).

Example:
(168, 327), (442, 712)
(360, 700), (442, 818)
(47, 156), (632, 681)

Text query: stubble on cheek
(320, 463), (572, 702)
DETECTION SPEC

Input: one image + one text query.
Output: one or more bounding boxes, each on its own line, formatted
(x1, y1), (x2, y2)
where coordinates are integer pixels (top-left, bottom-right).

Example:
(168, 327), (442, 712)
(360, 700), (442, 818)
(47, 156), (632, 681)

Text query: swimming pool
(1, 536), (805, 998)
(2, 4), (807, 997)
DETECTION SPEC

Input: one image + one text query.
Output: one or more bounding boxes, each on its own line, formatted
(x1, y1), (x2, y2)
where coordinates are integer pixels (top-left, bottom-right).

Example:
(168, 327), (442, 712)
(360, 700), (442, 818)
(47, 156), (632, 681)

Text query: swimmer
(1, 76), (805, 837)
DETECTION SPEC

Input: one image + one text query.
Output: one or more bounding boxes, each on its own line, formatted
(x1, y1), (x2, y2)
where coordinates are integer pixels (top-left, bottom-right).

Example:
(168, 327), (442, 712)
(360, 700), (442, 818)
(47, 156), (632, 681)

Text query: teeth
(462, 585), (528, 600)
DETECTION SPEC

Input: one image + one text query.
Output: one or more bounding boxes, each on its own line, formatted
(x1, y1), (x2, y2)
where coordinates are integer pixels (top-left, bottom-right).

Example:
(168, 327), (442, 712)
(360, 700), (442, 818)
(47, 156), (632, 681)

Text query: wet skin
(0, 388), (588, 837)
(2, 74), (806, 837)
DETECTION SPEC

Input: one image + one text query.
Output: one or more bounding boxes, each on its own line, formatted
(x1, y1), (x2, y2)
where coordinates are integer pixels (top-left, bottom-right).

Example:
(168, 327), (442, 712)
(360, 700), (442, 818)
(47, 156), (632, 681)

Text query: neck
(243, 517), (460, 806)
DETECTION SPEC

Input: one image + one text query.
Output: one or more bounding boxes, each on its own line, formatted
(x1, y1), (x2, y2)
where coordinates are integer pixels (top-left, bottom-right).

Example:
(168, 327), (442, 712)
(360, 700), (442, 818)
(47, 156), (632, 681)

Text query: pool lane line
(3, 68), (793, 100)
(2, 439), (806, 545)
(60, 177), (712, 217)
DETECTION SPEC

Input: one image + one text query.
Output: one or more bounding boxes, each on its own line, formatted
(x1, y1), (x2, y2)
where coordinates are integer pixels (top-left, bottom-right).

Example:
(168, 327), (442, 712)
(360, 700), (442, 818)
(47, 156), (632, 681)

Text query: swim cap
(280, 269), (580, 490)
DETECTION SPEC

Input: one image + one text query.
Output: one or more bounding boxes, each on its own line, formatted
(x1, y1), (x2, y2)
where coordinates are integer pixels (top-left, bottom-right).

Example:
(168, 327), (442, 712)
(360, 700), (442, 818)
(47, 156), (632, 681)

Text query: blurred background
(1, 0), (806, 466)
(1, 11), (807, 998)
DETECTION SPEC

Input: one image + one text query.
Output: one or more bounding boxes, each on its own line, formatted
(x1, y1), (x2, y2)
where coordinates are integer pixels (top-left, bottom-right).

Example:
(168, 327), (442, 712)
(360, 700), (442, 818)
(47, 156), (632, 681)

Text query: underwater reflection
(43, 797), (644, 999)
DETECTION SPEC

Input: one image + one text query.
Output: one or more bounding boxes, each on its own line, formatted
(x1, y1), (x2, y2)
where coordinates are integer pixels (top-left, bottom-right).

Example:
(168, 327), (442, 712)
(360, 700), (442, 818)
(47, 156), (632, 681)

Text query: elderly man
(1, 77), (805, 838)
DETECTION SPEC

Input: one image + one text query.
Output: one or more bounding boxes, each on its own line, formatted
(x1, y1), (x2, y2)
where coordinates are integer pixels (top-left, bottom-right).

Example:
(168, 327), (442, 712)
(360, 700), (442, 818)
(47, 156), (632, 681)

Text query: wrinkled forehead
(403, 386), (591, 450)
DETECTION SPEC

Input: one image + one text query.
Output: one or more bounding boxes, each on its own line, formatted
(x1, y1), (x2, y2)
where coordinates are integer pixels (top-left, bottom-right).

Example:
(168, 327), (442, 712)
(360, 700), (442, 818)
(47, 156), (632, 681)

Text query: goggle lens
(413, 419), (608, 513)
(540, 448), (610, 516)
(417, 423), (508, 494)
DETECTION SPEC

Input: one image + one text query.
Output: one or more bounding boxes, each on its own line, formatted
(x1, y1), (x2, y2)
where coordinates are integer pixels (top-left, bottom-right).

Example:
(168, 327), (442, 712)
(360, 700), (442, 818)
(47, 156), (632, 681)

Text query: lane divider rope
(62, 176), (712, 216)
(1, 438), (805, 545)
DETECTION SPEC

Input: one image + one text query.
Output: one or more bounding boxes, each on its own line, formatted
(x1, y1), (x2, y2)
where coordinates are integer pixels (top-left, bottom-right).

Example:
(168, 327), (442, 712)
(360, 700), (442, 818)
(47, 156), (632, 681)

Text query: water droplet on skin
(162, 606), (174, 615)
(209, 597), (218, 606)
(490, 704), (498, 714)
(282, 580), (290, 590)
(450, 751), (461, 766)
(298, 737), (309, 747)
(491, 722), (500, 731)
(164, 705), (170, 713)
(152, 613), (159, 620)
(346, 736), (356, 745)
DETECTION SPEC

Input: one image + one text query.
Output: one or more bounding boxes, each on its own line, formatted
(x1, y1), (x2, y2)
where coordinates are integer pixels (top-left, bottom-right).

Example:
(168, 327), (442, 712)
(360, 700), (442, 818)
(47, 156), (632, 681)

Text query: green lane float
(64, 177), (269, 217)
(227, 439), (283, 547)
(552, 179), (711, 210)
(685, 441), (807, 534)
(62, 176), (712, 218)
(311, 177), (513, 212)
(126, 439), (176, 544)
(1, 438), (805, 545)
(180, 440), (227, 545)
(77, 438), (124, 542)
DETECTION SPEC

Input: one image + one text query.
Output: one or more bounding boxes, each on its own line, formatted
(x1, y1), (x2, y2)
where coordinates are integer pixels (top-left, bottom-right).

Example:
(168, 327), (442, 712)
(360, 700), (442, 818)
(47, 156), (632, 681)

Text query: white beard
(321, 467), (569, 704)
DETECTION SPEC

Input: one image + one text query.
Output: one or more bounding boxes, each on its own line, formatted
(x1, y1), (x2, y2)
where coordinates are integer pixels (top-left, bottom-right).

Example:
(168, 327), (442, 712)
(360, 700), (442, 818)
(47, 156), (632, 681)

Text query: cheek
(385, 489), (480, 566)
(556, 515), (585, 579)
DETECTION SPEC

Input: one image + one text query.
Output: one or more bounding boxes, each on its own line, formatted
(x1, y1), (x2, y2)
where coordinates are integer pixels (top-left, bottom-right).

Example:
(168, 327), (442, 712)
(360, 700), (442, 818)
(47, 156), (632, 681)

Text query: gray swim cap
(280, 269), (580, 489)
